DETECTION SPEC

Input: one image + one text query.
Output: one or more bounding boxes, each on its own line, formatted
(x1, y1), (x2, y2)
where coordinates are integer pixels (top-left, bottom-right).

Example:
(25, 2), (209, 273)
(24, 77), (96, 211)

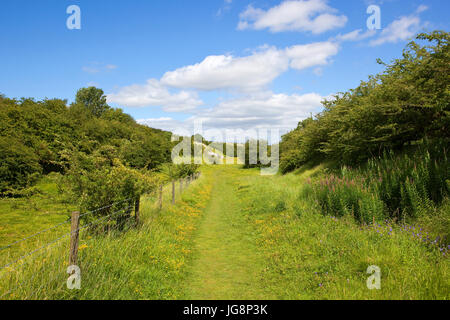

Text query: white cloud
(370, 6), (428, 46)
(137, 91), (325, 140)
(195, 92), (323, 129)
(106, 79), (203, 112)
(161, 41), (339, 91)
(416, 5), (428, 14)
(217, 0), (233, 16)
(238, 0), (347, 34)
(335, 29), (376, 42)
(286, 41), (339, 70)
(161, 47), (288, 92)
(313, 68), (323, 76)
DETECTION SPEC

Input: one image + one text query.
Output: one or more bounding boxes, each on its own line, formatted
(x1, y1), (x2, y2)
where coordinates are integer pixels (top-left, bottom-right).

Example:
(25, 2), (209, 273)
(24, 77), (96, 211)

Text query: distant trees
(0, 87), (173, 196)
(280, 31), (450, 173)
(159, 163), (200, 182)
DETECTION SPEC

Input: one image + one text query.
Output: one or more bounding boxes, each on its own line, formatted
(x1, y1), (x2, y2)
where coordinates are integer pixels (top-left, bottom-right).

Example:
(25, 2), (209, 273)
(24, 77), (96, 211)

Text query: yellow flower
(79, 244), (89, 251)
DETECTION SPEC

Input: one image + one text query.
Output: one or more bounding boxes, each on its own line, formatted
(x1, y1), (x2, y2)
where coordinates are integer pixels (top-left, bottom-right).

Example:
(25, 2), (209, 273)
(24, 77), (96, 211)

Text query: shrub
(0, 137), (42, 194)
(64, 149), (159, 229)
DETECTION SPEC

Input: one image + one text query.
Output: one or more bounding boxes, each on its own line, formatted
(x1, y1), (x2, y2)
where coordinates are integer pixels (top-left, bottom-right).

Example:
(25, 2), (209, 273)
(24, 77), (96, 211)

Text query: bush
(158, 163), (200, 182)
(65, 149), (159, 228)
(0, 137), (42, 194)
(280, 31), (450, 172)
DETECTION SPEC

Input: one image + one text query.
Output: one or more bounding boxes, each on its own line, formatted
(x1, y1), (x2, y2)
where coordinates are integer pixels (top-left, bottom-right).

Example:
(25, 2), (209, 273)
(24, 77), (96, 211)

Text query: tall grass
(0, 172), (211, 300)
(302, 142), (449, 227)
(236, 167), (449, 299)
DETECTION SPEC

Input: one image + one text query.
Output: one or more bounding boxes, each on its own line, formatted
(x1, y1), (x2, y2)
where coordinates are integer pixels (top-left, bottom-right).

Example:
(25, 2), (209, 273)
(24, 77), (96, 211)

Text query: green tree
(75, 87), (110, 117)
(0, 137), (41, 193)
(280, 30), (450, 172)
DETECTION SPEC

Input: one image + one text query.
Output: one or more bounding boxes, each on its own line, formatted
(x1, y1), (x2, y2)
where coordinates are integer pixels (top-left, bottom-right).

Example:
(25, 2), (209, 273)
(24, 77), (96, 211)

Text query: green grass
(0, 173), (75, 253)
(183, 166), (274, 299)
(0, 171), (211, 300)
(1, 165), (448, 300)
(236, 167), (449, 299)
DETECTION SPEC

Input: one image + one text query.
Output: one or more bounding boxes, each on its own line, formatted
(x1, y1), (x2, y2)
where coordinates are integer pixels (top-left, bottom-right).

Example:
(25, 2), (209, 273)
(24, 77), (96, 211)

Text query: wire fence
(0, 172), (201, 300)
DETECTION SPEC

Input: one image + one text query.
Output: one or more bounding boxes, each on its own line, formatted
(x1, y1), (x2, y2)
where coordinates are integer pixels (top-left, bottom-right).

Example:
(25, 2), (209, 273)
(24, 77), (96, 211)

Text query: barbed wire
(0, 205), (133, 272)
(0, 219), (71, 253)
(78, 197), (133, 219)
(0, 177), (200, 299)
(0, 197), (133, 253)
(1, 207), (137, 300)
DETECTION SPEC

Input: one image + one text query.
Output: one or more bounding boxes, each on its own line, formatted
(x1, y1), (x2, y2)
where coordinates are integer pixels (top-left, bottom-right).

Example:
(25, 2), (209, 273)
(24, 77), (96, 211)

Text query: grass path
(184, 167), (273, 300)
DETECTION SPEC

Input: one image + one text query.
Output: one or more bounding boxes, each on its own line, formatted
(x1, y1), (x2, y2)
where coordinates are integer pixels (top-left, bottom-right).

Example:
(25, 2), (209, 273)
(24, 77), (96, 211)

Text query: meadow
(0, 170), (211, 299)
(1, 164), (448, 300)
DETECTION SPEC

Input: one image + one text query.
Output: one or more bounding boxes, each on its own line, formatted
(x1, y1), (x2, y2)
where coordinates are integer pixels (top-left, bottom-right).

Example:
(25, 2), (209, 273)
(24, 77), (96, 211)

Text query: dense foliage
(302, 141), (449, 225)
(0, 87), (173, 199)
(283, 31), (449, 243)
(280, 31), (449, 172)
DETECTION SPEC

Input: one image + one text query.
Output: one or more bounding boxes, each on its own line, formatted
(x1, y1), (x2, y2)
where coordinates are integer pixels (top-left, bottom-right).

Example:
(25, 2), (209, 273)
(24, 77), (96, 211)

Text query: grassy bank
(0, 170), (211, 300)
(236, 166), (449, 299)
(1, 164), (448, 300)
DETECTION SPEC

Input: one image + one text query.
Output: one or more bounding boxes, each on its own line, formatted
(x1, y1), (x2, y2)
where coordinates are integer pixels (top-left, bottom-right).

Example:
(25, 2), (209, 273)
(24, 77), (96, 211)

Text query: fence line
(0, 205), (133, 272)
(159, 171), (202, 211)
(0, 205), (136, 299)
(0, 171), (202, 299)
(0, 218), (71, 252)
(0, 197), (135, 255)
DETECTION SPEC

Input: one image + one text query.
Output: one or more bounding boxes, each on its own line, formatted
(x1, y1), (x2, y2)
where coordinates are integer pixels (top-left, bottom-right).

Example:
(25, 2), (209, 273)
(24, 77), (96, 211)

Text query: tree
(280, 30), (450, 172)
(0, 137), (41, 193)
(75, 87), (110, 117)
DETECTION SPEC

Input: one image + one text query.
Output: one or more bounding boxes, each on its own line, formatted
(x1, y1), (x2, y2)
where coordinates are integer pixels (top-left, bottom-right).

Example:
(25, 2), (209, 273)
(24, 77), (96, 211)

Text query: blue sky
(1, 0), (448, 140)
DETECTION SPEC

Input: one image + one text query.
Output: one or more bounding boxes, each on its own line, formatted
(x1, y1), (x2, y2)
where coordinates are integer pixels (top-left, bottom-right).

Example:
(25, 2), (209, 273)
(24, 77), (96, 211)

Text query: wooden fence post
(159, 184), (163, 210)
(69, 211), (80, 266)
(135, 197), (140, 226)
(172, 180), (175, 204)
